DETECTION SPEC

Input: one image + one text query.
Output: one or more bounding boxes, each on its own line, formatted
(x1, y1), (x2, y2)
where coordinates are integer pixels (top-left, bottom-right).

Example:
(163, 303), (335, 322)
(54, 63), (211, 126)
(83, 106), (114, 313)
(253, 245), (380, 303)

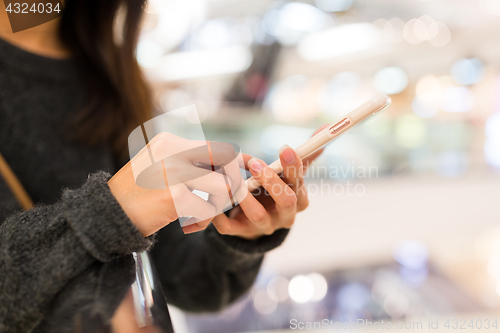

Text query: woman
(0, 0), (322, 331)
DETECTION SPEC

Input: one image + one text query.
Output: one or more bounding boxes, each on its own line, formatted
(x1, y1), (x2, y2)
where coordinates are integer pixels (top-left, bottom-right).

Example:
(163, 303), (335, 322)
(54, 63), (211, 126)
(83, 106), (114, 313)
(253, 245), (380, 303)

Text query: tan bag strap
(0, 152), (34, 210)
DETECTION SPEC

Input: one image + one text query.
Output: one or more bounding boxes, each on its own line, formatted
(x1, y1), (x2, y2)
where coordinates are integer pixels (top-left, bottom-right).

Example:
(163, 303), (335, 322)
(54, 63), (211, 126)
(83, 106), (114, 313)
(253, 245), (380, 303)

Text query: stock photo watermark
(2, 1), (63, 33)
(290, 318), (500, 330)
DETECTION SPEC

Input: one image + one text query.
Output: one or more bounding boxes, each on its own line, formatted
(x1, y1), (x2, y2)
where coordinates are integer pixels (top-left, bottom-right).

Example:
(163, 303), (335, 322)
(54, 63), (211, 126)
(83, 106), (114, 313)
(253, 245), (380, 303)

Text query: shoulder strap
(0, 152), (34, 210)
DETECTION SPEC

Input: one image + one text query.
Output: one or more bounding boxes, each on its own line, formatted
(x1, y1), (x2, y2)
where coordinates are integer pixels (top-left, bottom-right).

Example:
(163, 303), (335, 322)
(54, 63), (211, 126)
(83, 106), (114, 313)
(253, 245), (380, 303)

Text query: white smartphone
(246, 93), (391, 192)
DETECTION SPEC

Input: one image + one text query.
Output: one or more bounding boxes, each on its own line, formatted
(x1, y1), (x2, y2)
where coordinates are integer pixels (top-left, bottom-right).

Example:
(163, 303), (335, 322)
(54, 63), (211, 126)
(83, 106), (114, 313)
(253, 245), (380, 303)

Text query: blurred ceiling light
(298, 23), (380, 61)
(395, 114), (427, 148)
(314, 0), (353, 12)
(267, 276), (289, 302)
(253, 290), (278, 315)
(137, 40), (164, 68)
(158, 47), (252, 81)
(307, 273), (328, 302)
(412, 96), (439, 118)
(479, 0), (500, 16)
(263, 2), (333, 46)
(149, 0), (206, 52)
(450, 58), (485, 86)
(288, 275), (314, 303)
(373, 67), (408, 95)
(440, 87), (474, 113)
(336, 282), (370, 311)
(195, 19), (253, 49)
(392, 241), (429, 270)
(197, 20), (231, 49)
(428, 21), (451, 47)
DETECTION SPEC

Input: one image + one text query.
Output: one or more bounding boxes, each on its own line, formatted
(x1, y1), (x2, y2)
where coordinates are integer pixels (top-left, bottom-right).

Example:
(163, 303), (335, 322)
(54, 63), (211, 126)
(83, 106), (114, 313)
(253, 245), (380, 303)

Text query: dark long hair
(59, 0), (152, 161)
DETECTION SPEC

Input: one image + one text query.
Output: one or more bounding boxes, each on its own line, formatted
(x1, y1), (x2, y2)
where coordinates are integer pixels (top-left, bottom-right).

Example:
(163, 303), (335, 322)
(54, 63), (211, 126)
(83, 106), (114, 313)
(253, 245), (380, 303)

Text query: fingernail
(248, 158), (264, 172)
(280, 145), (296, 165)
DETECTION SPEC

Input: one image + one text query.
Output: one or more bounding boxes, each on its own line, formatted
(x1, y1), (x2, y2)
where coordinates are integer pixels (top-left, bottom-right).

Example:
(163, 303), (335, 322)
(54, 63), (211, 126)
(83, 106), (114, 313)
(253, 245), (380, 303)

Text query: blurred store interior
(137, 0), (500, 331)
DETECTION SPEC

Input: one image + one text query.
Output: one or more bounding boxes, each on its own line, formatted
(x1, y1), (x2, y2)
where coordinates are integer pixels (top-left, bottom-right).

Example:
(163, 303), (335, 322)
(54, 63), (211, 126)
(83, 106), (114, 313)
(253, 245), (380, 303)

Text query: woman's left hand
(182, 125), (327, 239)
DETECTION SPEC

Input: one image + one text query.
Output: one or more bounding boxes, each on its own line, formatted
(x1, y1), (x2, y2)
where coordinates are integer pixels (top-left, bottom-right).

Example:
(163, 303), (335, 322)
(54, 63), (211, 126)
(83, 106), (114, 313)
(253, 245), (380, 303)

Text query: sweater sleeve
(0, 171), (154, 333)
(150, 222), (289, 312)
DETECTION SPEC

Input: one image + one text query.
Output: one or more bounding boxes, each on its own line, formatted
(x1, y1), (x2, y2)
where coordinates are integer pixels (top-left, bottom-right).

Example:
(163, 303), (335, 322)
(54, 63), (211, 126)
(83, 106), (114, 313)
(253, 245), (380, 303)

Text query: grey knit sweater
(0, 38), (289, 332)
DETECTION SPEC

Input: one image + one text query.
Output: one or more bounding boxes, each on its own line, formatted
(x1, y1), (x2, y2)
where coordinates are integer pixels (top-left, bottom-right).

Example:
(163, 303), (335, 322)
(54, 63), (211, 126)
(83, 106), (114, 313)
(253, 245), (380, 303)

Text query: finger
(211, 212), (249, 237)
(241, 154), (253, 171)
(295, 181), (309, 212)
(184, 170), (231, 195)
(280, 146), (309, 214)
(170, 185), (217, 221)
(247, 158), (297, 215)
(279, 145), (304, 191)
(220, 155), (244, 196)
(182, 217), (212, 234)
(237, 192), (274, 231)
(208, 190), (232, 216)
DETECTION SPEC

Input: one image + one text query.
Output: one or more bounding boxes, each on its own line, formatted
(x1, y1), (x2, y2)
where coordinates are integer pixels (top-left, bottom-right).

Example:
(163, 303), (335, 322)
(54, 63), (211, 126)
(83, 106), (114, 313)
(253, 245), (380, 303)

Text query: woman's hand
(109, 133), (245, 237)
(182, 125), (327, 239)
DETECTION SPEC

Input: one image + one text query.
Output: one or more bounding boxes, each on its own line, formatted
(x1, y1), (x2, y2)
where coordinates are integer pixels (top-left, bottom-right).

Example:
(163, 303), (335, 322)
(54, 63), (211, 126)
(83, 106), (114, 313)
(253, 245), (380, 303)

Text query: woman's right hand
(108, 133), (246, 237)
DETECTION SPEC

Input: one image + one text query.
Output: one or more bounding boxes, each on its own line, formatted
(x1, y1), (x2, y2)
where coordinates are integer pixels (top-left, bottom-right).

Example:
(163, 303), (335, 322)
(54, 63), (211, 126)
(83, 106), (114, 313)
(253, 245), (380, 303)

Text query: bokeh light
(412, 96), (439, 118)
(403, 18), (426, 44)
(395, 114), (427, 148)
(314, 0), (353, 12)
(393, 241), (429, 270)
(253, 289), (278, 315)
(440, 87), (475, 113)
(263, 2), (333, 46)
(383, 292), (409, 318)
(288, 275), (314, 303)
(384, 17), (406, 43)
(267, 276), (289, 302)
(428, 21), (451, 47)
(307, 273), (328, 302)
(268, 75), (321, 123)
(298, 23), (381, 61)
(137, 40), (164, 68)
(336, 282), (370, 311)
(484, 112), (500, 169)
(434, 151), (468, 177)
(451, 58), (485, 86)
(321, 71), (362, 117)
(373, 67), (408, 95)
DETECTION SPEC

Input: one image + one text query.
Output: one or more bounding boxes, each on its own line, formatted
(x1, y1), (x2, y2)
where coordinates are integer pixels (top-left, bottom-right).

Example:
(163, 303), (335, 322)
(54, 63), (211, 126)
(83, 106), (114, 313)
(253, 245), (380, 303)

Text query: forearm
(0, 172), (153, 332)
(150, 223), (289, 312)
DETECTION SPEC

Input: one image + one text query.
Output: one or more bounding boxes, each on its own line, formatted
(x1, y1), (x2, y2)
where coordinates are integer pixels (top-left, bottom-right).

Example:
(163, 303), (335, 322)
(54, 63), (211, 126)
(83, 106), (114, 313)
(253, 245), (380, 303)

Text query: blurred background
(137, 0), (500, 331)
